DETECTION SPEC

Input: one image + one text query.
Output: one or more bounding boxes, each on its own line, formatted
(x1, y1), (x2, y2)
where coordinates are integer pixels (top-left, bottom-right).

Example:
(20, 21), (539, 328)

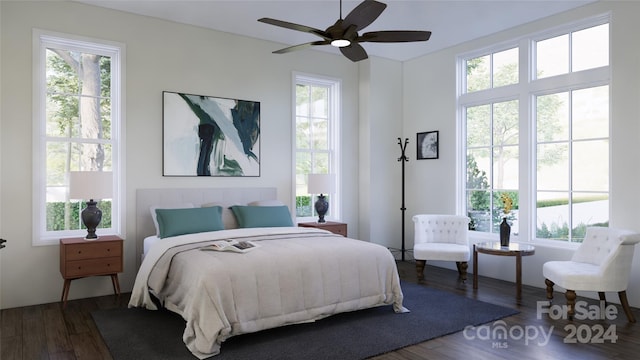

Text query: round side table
(473, 241), (535, 302)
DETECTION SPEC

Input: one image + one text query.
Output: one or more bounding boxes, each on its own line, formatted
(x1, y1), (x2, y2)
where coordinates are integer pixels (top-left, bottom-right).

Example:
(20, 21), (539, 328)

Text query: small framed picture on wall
(417, 131), (439, 160)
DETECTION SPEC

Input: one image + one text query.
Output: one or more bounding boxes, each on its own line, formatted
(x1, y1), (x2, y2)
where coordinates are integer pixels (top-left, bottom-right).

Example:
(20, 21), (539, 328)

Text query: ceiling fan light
(331, 39), (351, 47)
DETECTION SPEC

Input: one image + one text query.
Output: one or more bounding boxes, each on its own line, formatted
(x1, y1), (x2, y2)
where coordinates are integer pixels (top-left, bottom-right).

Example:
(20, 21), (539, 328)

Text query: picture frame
(162, 91), (260, 177)
(417, 131), (439, 160)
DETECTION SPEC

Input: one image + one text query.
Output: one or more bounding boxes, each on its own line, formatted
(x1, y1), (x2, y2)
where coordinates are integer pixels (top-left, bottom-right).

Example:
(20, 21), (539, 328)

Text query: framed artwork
(417, 131), (439, 160)
(163, 91), (260, 176)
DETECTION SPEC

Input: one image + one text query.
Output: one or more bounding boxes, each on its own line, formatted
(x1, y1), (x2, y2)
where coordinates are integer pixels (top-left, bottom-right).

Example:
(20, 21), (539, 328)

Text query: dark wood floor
(2, 261), (639, 359)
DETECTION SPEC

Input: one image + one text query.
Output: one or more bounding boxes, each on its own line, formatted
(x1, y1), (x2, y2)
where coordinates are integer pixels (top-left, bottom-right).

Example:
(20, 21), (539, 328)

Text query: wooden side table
(473, 241), (535, 303)
(59, 235), (123, 307)
(298, 221), (347, 237)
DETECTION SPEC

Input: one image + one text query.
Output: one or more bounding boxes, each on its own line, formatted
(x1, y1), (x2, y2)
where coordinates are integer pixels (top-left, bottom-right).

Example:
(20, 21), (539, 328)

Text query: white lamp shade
(69, 171), (113, 200)
(307, 174), (335, 195)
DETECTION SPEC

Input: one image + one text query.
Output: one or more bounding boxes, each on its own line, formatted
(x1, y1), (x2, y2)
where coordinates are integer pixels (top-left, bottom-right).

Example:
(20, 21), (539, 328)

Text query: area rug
(92, 282), (518, 360)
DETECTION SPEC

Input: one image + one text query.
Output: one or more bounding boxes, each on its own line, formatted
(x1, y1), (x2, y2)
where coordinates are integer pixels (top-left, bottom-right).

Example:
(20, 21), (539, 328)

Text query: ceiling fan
(258, 0), (431, 62)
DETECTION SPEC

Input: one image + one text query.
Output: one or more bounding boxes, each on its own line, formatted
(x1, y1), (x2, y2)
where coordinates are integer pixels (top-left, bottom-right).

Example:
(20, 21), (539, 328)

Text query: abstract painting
(163, 91), (260, 176)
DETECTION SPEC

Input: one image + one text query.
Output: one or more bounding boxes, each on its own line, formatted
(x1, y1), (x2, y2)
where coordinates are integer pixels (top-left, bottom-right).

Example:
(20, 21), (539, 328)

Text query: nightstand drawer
(64, 241), (122, 261)
(64, 257), (122, 278)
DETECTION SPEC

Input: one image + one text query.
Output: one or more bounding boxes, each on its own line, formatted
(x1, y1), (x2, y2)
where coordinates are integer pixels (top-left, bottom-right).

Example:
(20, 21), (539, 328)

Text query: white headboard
(136, 187), (277, 266)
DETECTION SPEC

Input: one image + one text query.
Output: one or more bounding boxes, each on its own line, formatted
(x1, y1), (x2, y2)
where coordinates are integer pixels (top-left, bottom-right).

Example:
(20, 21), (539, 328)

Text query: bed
(129, 188), (407, 359)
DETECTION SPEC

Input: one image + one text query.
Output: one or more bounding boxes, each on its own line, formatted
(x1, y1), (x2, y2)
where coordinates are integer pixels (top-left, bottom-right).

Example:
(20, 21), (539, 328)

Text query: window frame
(457, 14), (610, 244)
(32, 29), (125, 246)
(292, 72), (341, 222)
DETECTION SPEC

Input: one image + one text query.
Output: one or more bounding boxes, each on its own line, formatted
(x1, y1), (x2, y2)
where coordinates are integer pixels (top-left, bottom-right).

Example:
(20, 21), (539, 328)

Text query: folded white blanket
(129, 227), (407, 359)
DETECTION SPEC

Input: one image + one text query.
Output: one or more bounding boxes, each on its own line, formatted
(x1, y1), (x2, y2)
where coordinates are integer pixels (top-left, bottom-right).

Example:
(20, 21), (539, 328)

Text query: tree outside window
(45, 48), (112, 231)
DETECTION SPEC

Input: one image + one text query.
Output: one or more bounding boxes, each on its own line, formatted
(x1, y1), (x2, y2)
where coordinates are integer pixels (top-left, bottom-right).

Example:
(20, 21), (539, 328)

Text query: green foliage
(539, 221), (569, 240)
(100, 56), (111, 97)
(47, 51), (80, 136)
(46, 201), (112, 231)
(466, 155), (489, 210)
(534, 195), (608, 241)
(536, 194), (608, 208)
(466, 57), (485, 76)
(466, 55), (489, 92)
(296, 195), (312, 217)
(46, 50), (112, 140)
(535, 220), (608, 243)
(467, 155), (520, 233)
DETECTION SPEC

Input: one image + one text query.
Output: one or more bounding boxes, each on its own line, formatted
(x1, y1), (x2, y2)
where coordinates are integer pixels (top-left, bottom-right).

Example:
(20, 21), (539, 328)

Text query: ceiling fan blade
(342, 0), (387, 32)
(258, 18), (331, 40)
(359, 30), (432, 43)
(273, 40), (331, 54)
(340, 43), (368, 62)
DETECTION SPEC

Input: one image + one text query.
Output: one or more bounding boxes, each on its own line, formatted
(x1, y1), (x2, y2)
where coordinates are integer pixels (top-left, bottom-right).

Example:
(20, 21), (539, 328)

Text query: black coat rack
(397, 138), (409, 261)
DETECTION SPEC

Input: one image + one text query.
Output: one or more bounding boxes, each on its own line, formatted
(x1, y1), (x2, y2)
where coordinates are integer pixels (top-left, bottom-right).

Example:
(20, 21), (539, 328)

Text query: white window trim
(292, 72), (342, 222)
(32, 29), (126, 246)
(456, 14), (610, 244)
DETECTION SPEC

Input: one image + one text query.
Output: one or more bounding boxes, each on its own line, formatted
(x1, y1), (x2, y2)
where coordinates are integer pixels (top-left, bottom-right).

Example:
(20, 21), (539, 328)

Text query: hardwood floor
(2, 261), (638, 359)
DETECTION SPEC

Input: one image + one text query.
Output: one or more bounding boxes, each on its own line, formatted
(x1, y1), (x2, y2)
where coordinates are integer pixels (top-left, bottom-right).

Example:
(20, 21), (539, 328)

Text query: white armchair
(412, 215), (470, 282)
(543, 227), (640, 322)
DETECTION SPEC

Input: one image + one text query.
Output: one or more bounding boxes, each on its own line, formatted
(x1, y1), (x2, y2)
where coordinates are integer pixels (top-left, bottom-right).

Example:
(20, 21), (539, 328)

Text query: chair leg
(416, 260), (426, 282)
(565, 290), (577, 319)
(598, 292), (606, 302)
(618, 291), (636, 323)
(544, 279), (554, 301)
(456, 261), (468, 282)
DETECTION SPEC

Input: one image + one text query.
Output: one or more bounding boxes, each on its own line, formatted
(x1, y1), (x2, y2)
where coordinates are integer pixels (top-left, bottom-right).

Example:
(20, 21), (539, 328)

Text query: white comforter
(129, 227), (407, 359)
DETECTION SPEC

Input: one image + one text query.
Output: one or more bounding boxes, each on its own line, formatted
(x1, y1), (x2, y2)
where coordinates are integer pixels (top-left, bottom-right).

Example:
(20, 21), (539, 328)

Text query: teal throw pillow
(155, 206), (224, 238)
(230, 205), (294, 228)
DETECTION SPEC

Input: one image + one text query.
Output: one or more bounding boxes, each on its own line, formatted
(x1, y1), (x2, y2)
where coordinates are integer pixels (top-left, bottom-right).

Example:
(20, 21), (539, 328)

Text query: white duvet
(129, 227), (407, 359)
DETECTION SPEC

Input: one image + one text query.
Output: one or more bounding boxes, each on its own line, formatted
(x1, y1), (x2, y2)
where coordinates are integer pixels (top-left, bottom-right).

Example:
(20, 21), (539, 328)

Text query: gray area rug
(92, 282), (518, 359)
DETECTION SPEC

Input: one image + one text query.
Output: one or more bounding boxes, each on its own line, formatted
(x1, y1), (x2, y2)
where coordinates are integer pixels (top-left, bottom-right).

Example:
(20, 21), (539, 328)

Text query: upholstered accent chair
(412, 215), (470, 282)
(543, 227), (640, 322)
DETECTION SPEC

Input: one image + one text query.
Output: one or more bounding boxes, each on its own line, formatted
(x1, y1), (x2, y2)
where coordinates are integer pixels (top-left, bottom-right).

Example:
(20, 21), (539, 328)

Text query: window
(466, 47), (519, 93)
(535, 86), (609, 240)
(33, 30), (124, 245)
(465, 100), (519, 234)
(460, 17), (609, 243)
(294, 74), (340, 220)
(535, 23), (609, 79)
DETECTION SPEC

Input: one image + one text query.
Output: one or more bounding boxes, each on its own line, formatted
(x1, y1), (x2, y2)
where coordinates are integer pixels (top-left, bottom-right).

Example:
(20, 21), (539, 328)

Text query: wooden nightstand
(298, 221), (347, 237)
(59, 235), (123, 307)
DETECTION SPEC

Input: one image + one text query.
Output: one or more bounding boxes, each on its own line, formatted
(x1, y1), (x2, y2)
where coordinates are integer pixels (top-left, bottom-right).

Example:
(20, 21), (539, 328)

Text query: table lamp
(69, 171), (112, 239)
(307, 173), (335, 223)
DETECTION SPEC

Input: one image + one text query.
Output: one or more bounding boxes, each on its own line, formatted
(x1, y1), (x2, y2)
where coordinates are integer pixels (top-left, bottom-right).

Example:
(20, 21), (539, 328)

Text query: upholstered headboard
(135, 187), (277, 266)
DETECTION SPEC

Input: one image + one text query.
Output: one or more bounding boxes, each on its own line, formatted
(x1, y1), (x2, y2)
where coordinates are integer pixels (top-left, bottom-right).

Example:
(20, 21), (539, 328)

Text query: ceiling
(78, 0), (596, 62)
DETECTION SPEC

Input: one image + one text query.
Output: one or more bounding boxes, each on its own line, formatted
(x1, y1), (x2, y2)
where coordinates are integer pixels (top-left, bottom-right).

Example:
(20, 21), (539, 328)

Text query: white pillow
(150, 203), (194, 235)
(202, 202), (240, 229)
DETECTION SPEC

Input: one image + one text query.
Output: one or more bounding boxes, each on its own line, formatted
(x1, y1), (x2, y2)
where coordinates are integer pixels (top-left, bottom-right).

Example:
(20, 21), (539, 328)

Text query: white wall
(0, 1), (361, 309)
(402, 1), (640, 307)
(358, 57), (405, 251)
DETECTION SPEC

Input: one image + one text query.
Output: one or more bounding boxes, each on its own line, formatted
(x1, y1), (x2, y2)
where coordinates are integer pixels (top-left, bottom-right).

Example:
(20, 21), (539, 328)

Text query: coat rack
(397, 137), (409, 261)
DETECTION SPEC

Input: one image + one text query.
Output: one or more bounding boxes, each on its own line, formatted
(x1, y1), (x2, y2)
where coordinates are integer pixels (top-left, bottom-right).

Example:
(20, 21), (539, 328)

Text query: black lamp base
(81, 199), (103, 240)
(314, 194), (329, 223)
